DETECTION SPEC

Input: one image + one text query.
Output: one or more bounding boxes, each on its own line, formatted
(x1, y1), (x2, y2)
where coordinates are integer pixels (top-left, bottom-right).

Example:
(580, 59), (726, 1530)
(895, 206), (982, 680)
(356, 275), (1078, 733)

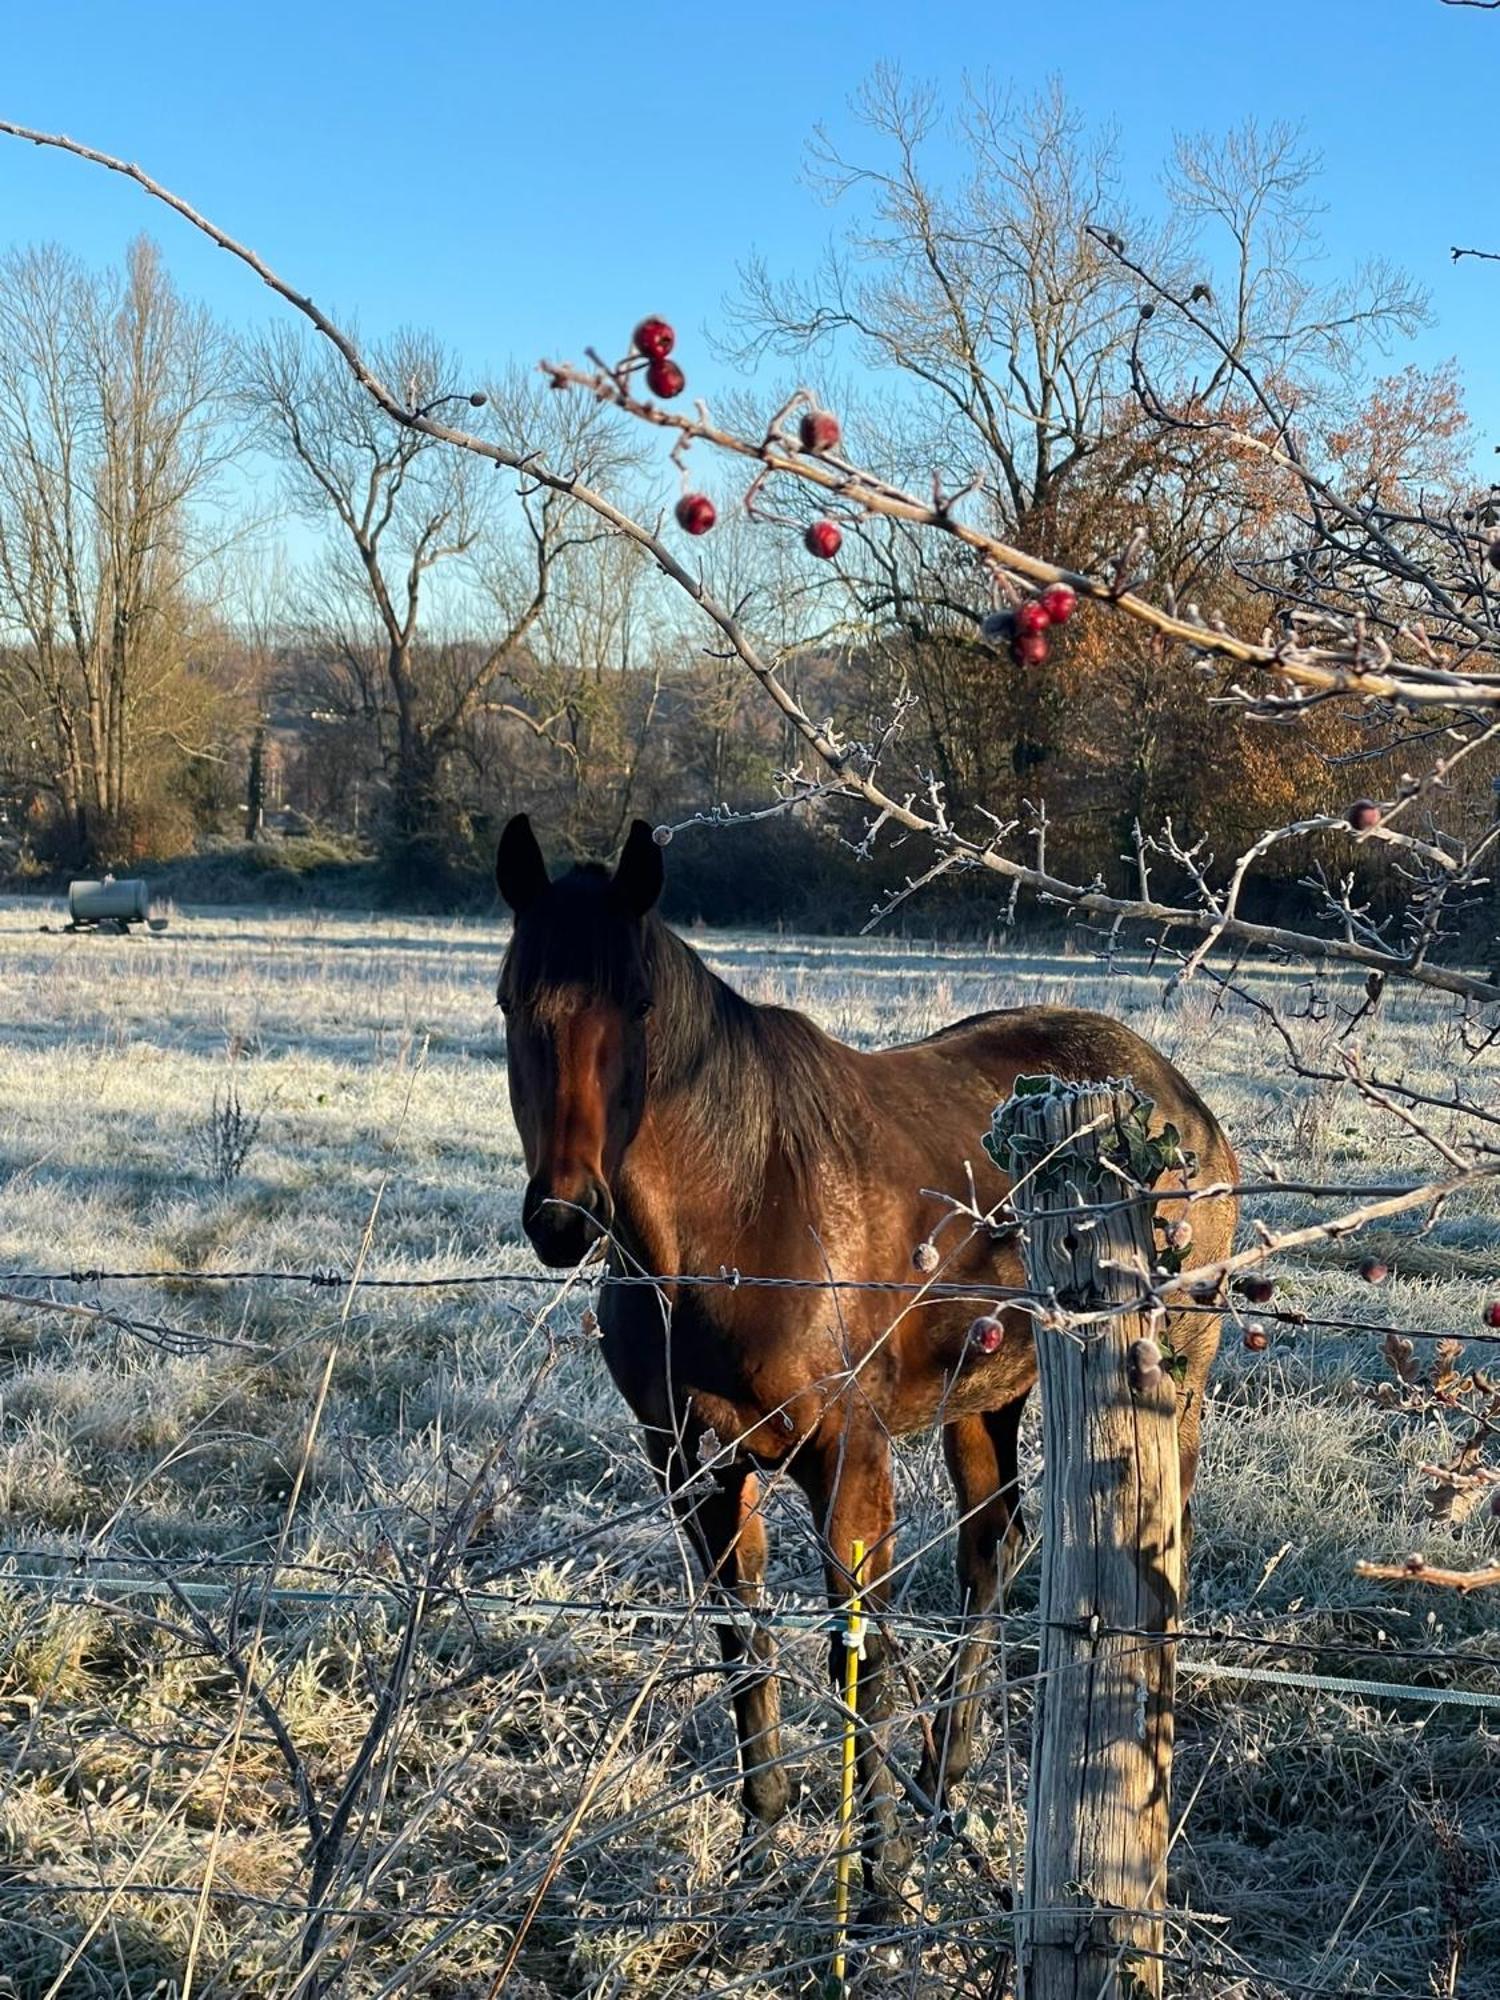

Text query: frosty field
(0, 897), (1497, 1999)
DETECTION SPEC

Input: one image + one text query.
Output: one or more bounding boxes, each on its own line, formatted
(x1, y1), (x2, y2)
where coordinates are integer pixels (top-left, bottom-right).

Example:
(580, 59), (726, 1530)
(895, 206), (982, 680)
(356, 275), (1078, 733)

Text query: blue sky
(3, 0), (1499, 452)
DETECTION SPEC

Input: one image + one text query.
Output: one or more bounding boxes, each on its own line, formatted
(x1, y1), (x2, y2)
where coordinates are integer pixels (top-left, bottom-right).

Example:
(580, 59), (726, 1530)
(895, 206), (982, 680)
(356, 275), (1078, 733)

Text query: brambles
(633, 315), (676, 360)
(968, 1314), (1006, 1354)
(646, 357), (686, 399)
(675, 493), (716, 536)
(1347, 799), (1382, 831)
(798, 408), (841, 453)
(805, 519), (842, 559)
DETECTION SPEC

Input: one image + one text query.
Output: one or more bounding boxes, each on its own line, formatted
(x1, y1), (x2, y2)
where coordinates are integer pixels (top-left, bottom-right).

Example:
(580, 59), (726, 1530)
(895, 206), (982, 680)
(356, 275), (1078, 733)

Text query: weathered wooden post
(987, 1076), (1184, 2000)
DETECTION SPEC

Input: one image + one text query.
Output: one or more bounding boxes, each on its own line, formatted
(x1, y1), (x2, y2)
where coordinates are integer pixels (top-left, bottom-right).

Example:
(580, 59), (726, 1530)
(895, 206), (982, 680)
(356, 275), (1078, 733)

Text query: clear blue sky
(3, 0), (1499, 448)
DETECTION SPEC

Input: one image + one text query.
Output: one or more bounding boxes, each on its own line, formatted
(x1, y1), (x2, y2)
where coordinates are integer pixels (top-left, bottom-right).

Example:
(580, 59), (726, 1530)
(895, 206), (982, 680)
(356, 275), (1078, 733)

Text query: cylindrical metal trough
(67, 877), (152, 927)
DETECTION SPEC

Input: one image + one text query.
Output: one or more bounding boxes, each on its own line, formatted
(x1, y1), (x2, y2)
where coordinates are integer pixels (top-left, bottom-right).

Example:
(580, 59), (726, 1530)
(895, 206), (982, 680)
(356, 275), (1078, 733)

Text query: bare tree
(242, 324), (491, 868)
(246, 335), (640, 873)
(0, 236), (232, 857)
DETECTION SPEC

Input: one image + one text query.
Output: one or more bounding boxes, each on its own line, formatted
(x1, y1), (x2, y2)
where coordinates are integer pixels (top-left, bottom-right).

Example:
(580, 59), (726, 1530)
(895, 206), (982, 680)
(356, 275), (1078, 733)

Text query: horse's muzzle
(522, 1174), (614, 1267)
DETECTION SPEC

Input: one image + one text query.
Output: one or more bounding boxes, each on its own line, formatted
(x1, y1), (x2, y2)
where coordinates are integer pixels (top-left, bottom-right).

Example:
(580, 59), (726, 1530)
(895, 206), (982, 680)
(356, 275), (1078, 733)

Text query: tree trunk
(990, 1078), (1182, 2000)
(246, 724), (266, 841)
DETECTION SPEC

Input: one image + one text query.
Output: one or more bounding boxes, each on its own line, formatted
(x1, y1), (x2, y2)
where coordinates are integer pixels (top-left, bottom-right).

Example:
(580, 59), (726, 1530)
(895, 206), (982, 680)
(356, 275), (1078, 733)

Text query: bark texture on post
(989, 1077), (1183, 2000)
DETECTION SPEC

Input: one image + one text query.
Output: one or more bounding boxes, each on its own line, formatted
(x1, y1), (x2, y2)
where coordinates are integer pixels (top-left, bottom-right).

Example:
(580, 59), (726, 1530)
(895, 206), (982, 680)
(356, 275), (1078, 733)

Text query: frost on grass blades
(0, 904), (1498, 1998)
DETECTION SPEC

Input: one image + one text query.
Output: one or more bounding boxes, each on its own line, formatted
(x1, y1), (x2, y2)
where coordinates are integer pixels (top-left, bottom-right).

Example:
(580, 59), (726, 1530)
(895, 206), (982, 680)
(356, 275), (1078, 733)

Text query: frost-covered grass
(0, 897), (1497, 1997)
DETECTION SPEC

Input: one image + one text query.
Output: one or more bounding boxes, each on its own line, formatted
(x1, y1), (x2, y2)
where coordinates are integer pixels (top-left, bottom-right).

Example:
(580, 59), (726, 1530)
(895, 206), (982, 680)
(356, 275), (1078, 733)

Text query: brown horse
(495, 815), (1238, 1919)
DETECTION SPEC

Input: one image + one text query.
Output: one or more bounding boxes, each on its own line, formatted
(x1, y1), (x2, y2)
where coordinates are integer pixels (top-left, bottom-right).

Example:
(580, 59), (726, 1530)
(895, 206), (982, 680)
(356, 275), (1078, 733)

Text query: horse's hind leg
(1172, 1299), (1222, 1583)
(646, 1431), (793, 1827)
(918, 1398), (1026, 1808)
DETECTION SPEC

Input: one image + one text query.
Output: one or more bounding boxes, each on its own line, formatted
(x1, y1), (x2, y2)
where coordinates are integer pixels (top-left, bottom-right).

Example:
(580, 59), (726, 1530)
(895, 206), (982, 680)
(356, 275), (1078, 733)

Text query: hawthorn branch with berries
(539, 353), (1500, 712)
(4, 122), (1499, 997)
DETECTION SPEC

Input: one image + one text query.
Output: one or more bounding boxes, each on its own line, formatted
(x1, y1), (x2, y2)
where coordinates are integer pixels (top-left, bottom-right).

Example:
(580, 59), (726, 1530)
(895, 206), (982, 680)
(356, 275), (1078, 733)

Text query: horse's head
(496, 814), (664, 1266)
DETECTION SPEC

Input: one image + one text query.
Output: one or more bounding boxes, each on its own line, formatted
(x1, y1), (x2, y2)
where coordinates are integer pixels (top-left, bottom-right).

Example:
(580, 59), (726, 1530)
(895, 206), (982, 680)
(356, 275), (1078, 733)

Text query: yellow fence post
(832, 1536), (865, 1990)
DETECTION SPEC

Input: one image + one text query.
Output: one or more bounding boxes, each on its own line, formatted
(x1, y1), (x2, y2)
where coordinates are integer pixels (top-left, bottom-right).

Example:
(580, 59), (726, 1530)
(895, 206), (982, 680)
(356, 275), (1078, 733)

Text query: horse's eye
(633, 1000), (653, 1022)
(497, 995), (513, 1015)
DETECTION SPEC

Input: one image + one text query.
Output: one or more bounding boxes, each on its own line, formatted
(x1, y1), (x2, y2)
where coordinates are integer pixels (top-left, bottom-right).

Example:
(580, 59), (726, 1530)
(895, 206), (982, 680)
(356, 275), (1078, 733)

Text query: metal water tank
(67, 877), (152, 926)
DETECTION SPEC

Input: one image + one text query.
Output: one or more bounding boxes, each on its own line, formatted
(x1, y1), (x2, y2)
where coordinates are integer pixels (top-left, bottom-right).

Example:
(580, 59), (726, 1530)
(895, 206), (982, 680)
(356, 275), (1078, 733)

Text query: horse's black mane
(645, 911), (853, 1203)
(512, 865), (851, 1204)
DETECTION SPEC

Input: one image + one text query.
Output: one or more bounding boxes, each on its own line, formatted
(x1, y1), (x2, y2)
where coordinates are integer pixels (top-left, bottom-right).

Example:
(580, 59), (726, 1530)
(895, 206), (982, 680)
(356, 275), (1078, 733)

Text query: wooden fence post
(987, 1076), (1184, 2000)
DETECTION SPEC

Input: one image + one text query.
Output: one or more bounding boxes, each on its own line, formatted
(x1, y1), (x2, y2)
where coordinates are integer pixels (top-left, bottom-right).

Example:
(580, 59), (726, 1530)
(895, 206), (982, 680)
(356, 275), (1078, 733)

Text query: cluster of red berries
(983, 583), (1079, 666)
(633, 315), (685, 401)
(640, 316), (847, 560)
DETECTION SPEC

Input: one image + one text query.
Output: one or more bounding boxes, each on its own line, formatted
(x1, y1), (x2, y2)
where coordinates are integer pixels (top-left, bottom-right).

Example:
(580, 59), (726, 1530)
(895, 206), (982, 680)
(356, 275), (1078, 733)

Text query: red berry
(798, 409), (842, 453)
(1040, 583), (1078, 624)
(968, 1315), (1006, 1355)
(646, 357), (685, 399)
(1243, 1324), (1270, 1352)
(1347, 799), (1382, 831)
(805, 520), (842, 560)
(1010, 632), (1049, 667)
(1128, 1338), (1163, 1392)
(1015, 600), (1051, 636)
(633, 316), (675, 360)
(1237, 1274), (1274, 1305)
(675, 493), (716, 536)
(1358, 1256), (1389, 1285)
(1484, 1301), (1500, 1329)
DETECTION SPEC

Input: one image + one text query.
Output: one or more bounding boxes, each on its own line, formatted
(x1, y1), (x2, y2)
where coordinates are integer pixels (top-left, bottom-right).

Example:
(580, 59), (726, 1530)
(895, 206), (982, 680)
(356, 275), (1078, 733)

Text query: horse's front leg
(644, 1430), (794, 1830)
(799, 1425), (913, 1924)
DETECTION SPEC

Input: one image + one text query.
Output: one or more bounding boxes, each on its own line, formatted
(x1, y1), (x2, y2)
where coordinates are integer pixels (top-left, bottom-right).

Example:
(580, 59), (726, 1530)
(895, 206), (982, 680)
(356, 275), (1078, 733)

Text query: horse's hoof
(729, 1816), (783, 1886)
(848, 1894), (910, 1980)
(743, 1764), (798, 1825)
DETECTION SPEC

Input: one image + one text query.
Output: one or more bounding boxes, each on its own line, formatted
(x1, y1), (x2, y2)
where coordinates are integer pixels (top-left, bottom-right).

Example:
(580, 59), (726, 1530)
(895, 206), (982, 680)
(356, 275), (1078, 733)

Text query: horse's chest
(598, 1288), (854, 1452)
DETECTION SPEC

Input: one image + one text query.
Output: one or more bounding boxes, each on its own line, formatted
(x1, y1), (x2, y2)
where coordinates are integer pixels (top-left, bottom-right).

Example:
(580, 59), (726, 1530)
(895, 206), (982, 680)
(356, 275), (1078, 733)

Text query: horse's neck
(615, 925), (780, 1273)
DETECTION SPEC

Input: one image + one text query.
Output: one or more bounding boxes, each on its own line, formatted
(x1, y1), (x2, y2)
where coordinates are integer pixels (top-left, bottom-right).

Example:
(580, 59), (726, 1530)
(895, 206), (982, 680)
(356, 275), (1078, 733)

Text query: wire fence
(3, 1241), (1498, 1999)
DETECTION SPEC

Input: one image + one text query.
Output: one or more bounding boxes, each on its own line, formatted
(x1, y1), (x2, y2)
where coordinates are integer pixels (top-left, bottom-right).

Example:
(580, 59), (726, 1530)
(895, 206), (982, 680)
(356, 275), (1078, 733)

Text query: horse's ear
(611, 819), (664, 919)
(496, 814), (550, 913)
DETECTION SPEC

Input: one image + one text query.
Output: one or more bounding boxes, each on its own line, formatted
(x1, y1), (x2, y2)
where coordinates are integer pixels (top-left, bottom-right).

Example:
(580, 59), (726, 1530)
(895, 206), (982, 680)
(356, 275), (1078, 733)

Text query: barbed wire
(3, 1548), (1496, 1715)
(4, 1258), (1498, 1361)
